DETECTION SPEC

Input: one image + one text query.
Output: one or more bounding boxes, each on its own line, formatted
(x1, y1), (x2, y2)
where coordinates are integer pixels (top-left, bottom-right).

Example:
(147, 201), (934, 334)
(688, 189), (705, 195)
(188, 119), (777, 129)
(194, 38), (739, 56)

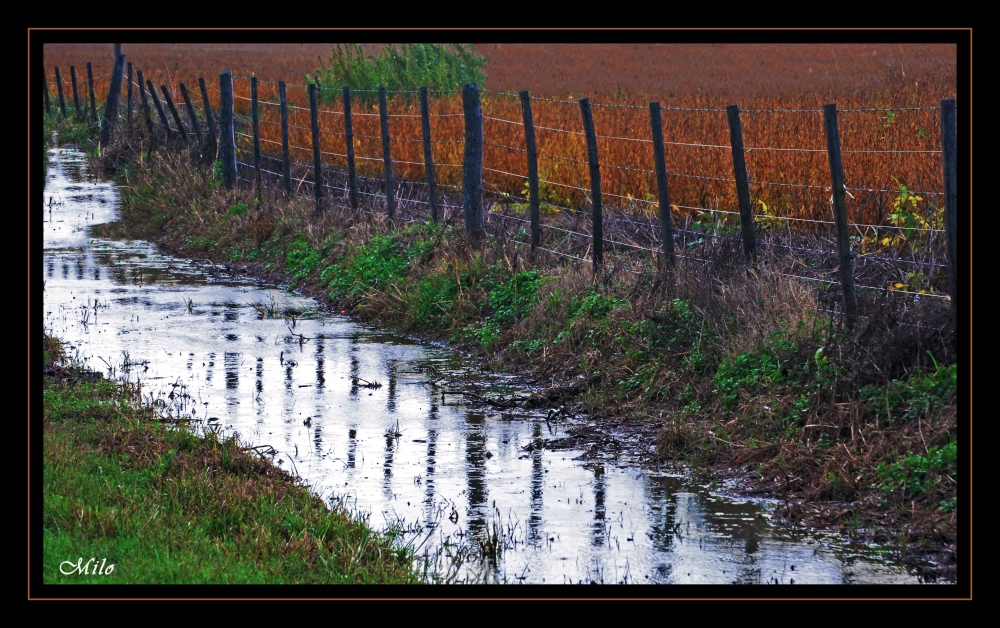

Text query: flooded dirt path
(40, 145), (924, 584)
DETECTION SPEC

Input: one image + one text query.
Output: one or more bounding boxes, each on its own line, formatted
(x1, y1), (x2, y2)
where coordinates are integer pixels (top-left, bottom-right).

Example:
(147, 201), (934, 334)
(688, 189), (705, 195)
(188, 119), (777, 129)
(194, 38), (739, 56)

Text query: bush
(310, 43), (488, 102)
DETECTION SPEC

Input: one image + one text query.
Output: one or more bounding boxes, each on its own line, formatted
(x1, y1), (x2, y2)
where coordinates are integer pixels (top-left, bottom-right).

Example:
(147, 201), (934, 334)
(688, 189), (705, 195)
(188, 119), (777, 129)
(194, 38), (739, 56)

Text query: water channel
(40, 144), (926, 584)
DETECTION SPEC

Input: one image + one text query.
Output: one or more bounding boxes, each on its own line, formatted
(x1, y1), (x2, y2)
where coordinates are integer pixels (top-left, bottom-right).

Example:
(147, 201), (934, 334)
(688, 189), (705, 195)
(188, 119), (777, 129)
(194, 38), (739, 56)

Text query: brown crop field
(42, 42), (959, 286)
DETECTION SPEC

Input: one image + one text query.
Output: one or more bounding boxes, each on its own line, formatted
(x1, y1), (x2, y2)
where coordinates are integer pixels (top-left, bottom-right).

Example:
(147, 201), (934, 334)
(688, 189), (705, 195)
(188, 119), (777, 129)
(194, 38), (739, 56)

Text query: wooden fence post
(822, 103), (857, 330)
(70, 66), (82, 119)
(726, 104), (756, 261)
(342, 86), (358, 211)
(378, 86), (397, 219)
(419, 86), (438, 222)
(179, 83), (202, 142)
(650, 102), (674, 266)
(98, 54), (125, 147)
(219, 70), (237, 190)
(462, 83), (484, 247)
(519, 90), (540, 252)
(86, 62), (97, 124)
(54, 67), (66, 117)
(580, 97), (603, 272)
(114, 44), (121, 60)
(941, 98), (958, 331)
(279, 81), (292, 195)
(126, 62), (133, 123)
(198, 78), (217, 158)
(161, 85), (187, 141)
(146, 79), (172, 140)
(137, 70), (154, 138)
(44, 69), (51, 114)
(251, 77), (261, 188)
(308, 83), (324, 212)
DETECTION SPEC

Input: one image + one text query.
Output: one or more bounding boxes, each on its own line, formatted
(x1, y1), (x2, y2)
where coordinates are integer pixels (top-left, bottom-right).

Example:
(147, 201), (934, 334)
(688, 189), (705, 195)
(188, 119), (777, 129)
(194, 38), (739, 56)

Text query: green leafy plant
(310, 43), (487, 103)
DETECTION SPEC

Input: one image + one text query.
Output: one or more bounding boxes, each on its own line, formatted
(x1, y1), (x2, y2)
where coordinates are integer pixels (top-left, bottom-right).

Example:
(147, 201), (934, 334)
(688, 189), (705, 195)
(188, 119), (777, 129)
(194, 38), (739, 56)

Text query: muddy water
(40, 145), (923, 584)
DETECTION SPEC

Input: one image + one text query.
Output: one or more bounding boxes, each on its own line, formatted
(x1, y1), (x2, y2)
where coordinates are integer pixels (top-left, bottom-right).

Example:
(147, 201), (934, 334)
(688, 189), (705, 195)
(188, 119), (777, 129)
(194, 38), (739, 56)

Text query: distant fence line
(43, 57), (960, 331)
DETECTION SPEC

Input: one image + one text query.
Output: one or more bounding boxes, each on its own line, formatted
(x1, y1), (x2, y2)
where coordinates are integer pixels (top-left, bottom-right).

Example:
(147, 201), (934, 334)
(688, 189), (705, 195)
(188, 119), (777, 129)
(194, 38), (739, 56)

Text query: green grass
(42, 334), (419, 585)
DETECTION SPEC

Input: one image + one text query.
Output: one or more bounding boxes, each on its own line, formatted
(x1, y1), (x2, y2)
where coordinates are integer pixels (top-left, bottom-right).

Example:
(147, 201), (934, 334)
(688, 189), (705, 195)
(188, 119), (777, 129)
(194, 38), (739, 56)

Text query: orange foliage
(43, 43), (957, 226)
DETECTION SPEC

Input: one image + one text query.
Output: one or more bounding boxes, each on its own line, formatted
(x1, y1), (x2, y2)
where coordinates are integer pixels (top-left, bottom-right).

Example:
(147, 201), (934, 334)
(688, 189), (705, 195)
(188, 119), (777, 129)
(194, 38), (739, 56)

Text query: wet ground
(40, 144), (927, 584)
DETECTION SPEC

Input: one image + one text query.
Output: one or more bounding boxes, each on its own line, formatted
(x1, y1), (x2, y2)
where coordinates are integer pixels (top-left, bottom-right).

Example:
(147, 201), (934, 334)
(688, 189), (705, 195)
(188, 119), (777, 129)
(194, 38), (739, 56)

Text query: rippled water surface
(41, 146), (922, 584)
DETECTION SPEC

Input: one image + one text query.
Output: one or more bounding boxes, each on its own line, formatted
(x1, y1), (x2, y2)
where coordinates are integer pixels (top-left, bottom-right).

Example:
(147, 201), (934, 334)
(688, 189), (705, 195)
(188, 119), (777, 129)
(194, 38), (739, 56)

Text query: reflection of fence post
(279, 81), (292, 195)
(137, 70), (154, 138)
(378, 85), (397, 219)
(251, 77), (261, 189)
(650, 102), (674, 267)
(726, 104), (756, 261)
(308, 83), (324, 212)
(98, 54), (125, 147)
(146, 79), (172, 140)
(126, 62), (133, 123)
(342, 86), (358, 211)
(219, 71), (237, 190)
(519, 90), (540, 253)
(198, 78), (217, 158)
(419, 86), (438, 222)
(86, 62), (97, 124)
(462, 83), (484, 247)
(580, 97), (603, 272)
(179, 83), (202, 142)
(823, 103), (857, 330)
(161, 85), (188, 141)
(44, 69), (51, 114)
(55, 67), (66, 117)
(70, 66), (82, 119)
(941, 98), (958, 332)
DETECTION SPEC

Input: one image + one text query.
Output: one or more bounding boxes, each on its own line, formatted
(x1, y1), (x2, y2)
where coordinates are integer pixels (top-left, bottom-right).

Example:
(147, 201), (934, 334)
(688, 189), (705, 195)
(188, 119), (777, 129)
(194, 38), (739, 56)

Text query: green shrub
(310, 43), (488, 102)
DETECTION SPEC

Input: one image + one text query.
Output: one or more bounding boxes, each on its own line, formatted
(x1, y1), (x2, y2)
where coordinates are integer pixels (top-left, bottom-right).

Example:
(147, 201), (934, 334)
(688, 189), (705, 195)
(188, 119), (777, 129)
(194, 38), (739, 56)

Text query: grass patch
(42, 332), (419, 585)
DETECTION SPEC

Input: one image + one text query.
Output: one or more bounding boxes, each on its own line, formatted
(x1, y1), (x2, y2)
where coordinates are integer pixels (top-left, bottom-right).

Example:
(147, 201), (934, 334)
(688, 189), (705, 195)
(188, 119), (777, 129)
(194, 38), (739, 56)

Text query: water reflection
(39, 146), (926, 585)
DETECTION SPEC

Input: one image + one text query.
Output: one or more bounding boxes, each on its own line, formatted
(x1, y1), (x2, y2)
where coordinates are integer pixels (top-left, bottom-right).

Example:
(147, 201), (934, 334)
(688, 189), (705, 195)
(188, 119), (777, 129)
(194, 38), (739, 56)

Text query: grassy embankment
(86, 107), (958, 577)
(40, 118), (420, 585)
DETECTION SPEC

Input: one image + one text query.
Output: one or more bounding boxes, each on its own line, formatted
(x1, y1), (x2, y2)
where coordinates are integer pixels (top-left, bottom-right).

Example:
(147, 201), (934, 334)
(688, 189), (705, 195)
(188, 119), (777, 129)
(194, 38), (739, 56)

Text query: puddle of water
(40, 145), (928, 584)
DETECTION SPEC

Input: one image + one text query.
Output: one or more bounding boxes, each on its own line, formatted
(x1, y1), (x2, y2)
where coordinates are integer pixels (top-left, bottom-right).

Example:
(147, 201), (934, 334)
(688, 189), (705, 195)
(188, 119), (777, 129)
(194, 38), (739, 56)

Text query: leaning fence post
(941, 98), (958, 331)
(98, 54), (125, 147)
(219, 70), (237, 190)
(462, 83), (484, 247)
(54, 67), (66, 117)
(198, 77), (217, 158)
(650, 102), (674, 266)
(179, 83), (202, 142)
(86, 62), (97, 124)
(342, 86), (358, 211)
(251, 76), (261, 189)
(137, 70), (154, 138)
(126, 62), (133, 123)
(378, 86), (397, 219)
(146, 79), (172, 140)
(308, 83), (324, 212)
(823, 103), (858, 330)
(161, 85), (187, 142)
(726, 104), (756, 261)
(44, 69), (51, 114)
(519, 90), (540, 253)
(580, 97), (603, 272)
(70, 66), (82, 119)
(279, 81), (292, 195)
(419, 86), (439, 222)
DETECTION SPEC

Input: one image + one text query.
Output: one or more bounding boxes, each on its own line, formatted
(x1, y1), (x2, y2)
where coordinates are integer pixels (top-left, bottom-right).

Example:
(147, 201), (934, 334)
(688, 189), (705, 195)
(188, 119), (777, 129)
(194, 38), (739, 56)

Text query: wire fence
(45, 62), (959, 323)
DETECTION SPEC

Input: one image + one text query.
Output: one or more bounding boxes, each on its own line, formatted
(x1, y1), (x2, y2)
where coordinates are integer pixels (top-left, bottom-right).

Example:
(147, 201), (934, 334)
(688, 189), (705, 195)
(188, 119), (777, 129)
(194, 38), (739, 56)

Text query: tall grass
(309, 43), (487, 100)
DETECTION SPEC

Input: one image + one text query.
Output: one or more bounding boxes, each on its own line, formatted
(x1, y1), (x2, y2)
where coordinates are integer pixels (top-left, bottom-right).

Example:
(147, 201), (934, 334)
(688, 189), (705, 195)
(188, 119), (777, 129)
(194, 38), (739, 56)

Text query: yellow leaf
(892, 283), (907, 290)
